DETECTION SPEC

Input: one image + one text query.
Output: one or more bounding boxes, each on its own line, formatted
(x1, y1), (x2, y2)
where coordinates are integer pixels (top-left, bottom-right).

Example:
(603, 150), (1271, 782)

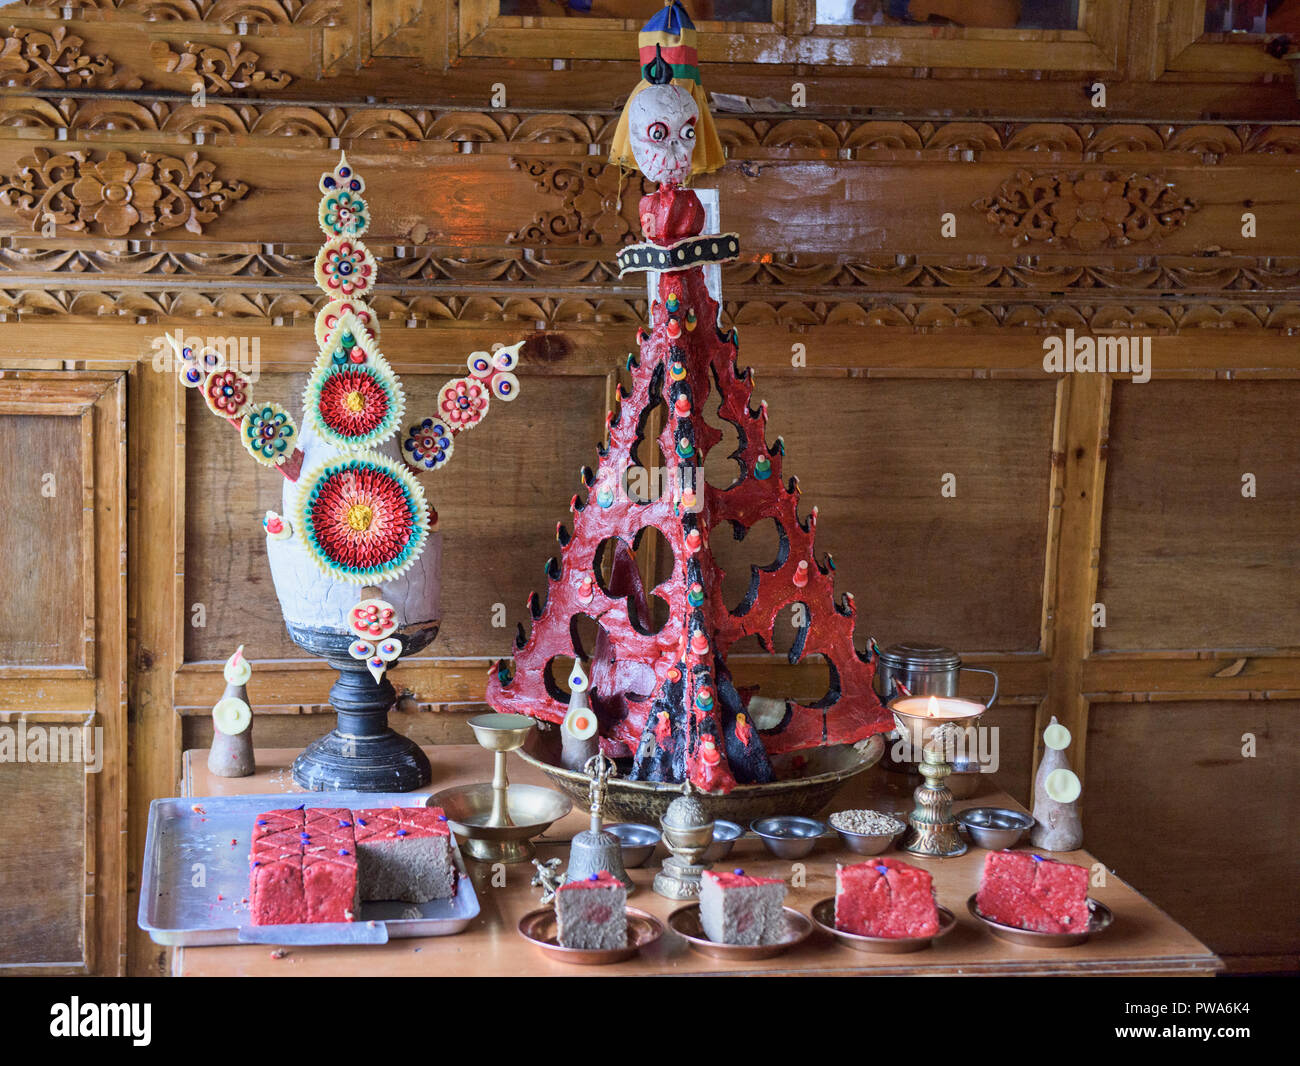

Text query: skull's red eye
(648, 121), (669, 141)
(681, 123), (696, 141)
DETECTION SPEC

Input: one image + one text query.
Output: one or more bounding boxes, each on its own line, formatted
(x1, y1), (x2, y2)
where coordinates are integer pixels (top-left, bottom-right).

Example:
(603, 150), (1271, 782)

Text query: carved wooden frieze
(1, 245), (1294, 297)
(0, 24), (141, 89)
(0, 148), (250, 237)
(974, 171), (1199, 251)
(149, 40), (291, 93)
(1, 283), (1296, 335)
(2, 90), (1299, 158)
(8, 0), (343, 22)
(508, 159), (651, 248)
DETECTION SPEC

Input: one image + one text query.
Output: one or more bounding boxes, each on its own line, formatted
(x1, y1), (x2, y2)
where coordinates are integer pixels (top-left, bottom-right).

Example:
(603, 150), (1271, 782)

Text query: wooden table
(174, 746), (1221, 976)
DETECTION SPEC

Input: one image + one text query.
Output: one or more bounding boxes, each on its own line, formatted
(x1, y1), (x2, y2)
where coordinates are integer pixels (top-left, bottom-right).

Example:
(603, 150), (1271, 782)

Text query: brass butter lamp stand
(433, 713), (572, 864)
(890, 696), (985, 859)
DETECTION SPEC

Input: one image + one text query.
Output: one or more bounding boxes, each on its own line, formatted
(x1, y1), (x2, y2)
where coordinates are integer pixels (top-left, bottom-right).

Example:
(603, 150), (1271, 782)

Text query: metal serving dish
(603, 823), (662, 868)
(811, 898), (956, 954)
(517, 906), (664, 965)
(967, 894), (1113, 948)
(957, 806), (1034, 850)
(751, 816), (826, 859)
(667, 903), (813, 961)
(701, 820), (744, 862)
(828, 811), (906, 855)
(517, 725), (885, 825)
(138, 792), (480, 947)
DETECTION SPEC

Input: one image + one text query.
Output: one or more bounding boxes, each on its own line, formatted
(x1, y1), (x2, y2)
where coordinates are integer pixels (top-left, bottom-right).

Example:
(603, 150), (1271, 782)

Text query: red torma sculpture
(486, 34), (892, 794)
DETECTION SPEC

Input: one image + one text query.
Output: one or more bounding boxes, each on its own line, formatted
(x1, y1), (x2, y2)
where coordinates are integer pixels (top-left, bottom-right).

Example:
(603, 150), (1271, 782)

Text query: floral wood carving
(150, 40), (291, 93)
(1, 286), (1297, 332)
(12, 0), (344, 22)
(508, 159), (652, 248)
(0, 148), (250, 237)
(974, 171), (1198, 250)
(0, 25), (141, 89)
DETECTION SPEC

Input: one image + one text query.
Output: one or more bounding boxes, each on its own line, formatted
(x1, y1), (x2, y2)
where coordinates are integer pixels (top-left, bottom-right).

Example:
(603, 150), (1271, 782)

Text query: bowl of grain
(829, 809), (906, 855)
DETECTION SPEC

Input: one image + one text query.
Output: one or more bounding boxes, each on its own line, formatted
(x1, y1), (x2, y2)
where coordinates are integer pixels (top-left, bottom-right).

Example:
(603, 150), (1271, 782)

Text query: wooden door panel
(0, 373), (125, 975)
(0, 722), (91, 969)
(0, 411), (93, 673)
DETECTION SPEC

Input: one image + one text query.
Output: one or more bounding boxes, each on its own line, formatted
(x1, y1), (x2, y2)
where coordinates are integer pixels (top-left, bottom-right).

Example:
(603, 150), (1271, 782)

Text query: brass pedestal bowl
(432, 713), (572, 864)
(516, 726), (885, 825)
(432, 782), (572, 864)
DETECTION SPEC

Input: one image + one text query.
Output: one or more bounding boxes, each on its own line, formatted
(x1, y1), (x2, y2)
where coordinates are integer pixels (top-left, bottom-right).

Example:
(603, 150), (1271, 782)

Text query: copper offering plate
(966, 894), (1113, 948)
(810, 897), (956, 954)
(516, 906), (664, 965)
(667, 903), (812, 960)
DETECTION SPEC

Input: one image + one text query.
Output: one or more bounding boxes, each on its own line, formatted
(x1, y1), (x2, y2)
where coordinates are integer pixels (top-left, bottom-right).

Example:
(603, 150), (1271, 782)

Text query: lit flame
(926, 694), (940, 718)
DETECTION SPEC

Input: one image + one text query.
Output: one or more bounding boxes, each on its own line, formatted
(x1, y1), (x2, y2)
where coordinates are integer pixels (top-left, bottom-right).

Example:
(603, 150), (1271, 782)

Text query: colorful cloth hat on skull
(609, 1), (726, 178)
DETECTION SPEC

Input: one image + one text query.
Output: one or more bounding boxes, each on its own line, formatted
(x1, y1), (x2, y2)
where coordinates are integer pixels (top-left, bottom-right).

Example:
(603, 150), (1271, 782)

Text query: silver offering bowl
(957, 806), (1034, 850)
(750, 816), (826, 859)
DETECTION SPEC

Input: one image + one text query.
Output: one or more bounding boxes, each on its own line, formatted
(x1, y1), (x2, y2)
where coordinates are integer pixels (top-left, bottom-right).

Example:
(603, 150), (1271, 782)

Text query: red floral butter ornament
(438, 376), (490, 431)
(315, 236), (377, 299)
(348, 598), (399, 641)
(204, 368), (253, 419)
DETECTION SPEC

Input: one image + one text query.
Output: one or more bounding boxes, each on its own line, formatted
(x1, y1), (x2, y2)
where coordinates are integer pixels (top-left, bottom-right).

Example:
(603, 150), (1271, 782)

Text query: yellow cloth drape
(608, 79), (726, 179)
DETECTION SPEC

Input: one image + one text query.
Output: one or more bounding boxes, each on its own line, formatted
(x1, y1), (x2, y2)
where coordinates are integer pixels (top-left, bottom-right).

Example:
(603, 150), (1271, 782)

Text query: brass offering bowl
(433, 782), (572, 864)
(517, 726), (885, 824)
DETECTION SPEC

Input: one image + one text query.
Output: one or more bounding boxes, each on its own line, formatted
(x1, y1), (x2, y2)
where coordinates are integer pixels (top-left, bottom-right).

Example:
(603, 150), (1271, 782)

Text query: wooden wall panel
(967, 697), (1038, 807)
(0, 741), (87, 968)
(704, 377), (1056, 654)
(1097, 380), (1300, 652)
(183, 703), (480, 753)
(0, 413), (87, 669)
(1086, 699), (1300, 965)
(183, 373), (305, 664)
(183, 370), (610, 665)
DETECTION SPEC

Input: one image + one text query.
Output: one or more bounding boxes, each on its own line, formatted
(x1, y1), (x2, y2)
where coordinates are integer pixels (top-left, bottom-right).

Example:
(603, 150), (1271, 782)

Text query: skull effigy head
(628, 84), (698, 186)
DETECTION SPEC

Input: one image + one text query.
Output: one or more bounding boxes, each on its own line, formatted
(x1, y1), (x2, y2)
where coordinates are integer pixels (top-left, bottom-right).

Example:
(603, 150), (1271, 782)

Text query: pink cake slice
(976, 851), (1090, 933)
(555, 871), (627, 950)
(253, 809), (305, 837)
(302, 851), (360, 923)
(250, 827), (309, 861)
(699, 869), (787, 946)
(249, 855), (306, 925)
(835, 857), (939, 938)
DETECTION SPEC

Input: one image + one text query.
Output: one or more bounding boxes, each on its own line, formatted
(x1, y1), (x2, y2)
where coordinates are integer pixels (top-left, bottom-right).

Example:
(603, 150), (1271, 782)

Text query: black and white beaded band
(617, 233), (741, 277)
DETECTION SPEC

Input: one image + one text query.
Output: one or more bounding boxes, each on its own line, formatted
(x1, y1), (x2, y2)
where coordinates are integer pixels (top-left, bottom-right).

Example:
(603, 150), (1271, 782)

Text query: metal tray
(138, 791), (480, 947)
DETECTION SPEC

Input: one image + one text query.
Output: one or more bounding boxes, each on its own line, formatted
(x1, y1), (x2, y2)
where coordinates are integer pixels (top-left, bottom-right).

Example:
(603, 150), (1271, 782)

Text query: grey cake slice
(699, 869), (787, 945)
(353, 806), (457, 903)
(555, 871), (628, 950)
